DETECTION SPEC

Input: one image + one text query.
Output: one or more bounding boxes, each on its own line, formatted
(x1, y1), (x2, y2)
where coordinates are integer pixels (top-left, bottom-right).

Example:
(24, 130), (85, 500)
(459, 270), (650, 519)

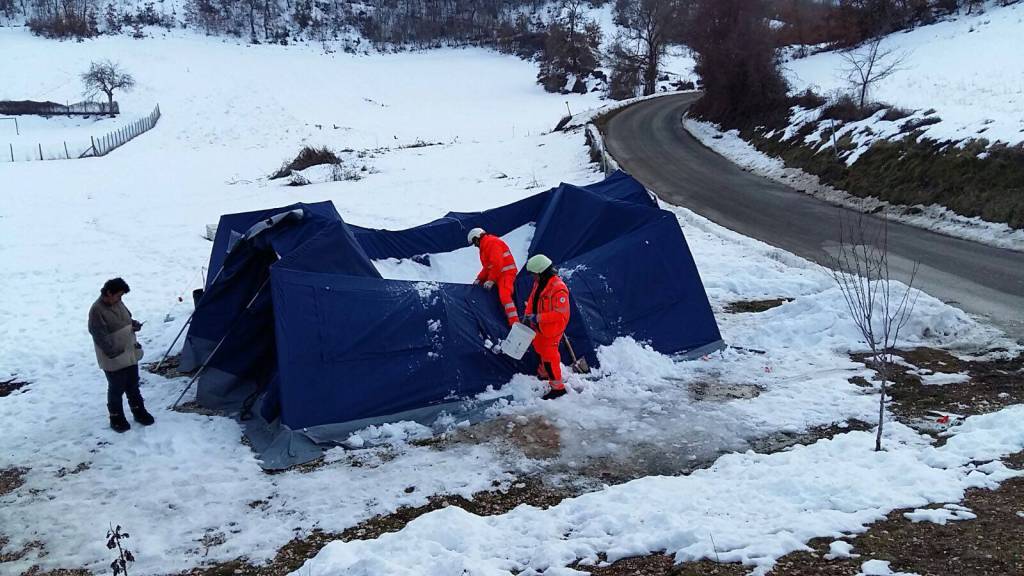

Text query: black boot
(541, 388), (567, 401)
(110, 414), (131, 433)
(130, 405), (155, 426)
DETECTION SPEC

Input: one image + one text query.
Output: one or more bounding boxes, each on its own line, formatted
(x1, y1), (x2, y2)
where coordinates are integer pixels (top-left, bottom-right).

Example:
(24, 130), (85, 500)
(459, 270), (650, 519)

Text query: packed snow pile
(785, 0), (1024, 147)
(903, 503), (977, 524)
(857, 559), (922, 576)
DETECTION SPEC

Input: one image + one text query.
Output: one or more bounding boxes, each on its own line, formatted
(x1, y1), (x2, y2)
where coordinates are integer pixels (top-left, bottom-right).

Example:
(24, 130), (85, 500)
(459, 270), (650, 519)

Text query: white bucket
(501, 322), (536, 360)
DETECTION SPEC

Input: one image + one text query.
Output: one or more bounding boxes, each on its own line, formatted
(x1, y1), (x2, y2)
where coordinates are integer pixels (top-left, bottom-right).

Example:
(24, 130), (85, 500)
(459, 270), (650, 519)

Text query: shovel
(563, 334), (591, 374)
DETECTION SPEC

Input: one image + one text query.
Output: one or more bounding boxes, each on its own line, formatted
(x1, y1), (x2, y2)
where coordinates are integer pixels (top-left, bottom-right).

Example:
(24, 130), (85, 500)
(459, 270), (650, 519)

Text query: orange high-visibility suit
(524, 274), (570, 391)
(475, 234), (519, 325)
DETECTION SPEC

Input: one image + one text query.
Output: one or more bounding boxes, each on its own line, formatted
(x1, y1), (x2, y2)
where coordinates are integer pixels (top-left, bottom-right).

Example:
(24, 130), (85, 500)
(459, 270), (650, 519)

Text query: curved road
(603, 93), (1024, 342)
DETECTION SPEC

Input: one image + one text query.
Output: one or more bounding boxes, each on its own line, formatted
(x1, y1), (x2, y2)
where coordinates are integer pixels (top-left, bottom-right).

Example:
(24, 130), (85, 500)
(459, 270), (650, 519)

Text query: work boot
(130, 405), (155, 426)
(541, 388), (567, 401)
(110, 414), (131, 433)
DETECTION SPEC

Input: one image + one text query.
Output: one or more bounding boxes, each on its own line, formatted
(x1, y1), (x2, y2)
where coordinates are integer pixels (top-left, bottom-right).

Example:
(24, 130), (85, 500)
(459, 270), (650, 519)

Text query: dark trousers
(104, 364), (144, 416)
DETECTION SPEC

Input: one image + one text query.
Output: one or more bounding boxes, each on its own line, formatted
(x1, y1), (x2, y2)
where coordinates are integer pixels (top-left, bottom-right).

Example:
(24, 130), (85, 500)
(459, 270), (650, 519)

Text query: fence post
(9, 143), (13, 162)
(64, 141), (69, 159)
(38, 143), (43, 161)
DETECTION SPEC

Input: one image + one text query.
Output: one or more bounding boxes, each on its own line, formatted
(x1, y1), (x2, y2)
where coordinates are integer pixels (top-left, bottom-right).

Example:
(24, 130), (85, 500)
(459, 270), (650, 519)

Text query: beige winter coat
(88, 297), (143, 372)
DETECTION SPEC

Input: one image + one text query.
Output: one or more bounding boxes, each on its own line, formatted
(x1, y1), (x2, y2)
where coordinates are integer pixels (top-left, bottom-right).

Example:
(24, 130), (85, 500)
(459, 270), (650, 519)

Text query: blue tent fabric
(181, 171), (723, 468)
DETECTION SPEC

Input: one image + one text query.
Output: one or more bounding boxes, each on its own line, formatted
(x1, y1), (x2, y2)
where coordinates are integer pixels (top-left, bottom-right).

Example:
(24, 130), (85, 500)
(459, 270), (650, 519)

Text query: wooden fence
(80, 104), (161, 158)
(1, 104), (161, 162)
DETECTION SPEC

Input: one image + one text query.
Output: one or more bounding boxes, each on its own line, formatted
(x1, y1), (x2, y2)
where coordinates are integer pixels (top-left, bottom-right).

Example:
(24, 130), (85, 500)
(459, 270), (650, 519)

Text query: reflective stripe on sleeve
(500, 264), (516, 272)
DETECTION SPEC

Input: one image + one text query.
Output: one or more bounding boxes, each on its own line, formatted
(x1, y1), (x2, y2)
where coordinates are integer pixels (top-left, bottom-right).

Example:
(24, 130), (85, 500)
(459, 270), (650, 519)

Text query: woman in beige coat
(88, 278), (154, 432)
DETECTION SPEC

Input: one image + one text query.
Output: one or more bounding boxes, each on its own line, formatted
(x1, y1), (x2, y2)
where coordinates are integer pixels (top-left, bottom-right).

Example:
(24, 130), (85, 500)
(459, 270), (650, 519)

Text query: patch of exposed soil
(143, 354), (191, 379)
(0, 538), (43, 565)
(181, 477), (571, 576)
(851, 348), (1024, 422)
(20, 567), (90, 576)
(749, 420), (874, 454)
(448, 414), (562, 460)
(579, 554), (745, 575)
(172, 401), (223, 417)
(54, 463), (89, 479)
(723, 298), (793, 314)
(0, 467), (27, 497)
(0, 377), (29, 397)
(688, 380), (763, 402)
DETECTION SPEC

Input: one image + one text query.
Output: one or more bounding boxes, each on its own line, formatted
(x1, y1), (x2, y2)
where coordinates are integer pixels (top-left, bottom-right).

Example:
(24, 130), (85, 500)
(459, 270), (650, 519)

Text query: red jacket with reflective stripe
(525, 275), (570, 342)
(475, 234), (517, 284)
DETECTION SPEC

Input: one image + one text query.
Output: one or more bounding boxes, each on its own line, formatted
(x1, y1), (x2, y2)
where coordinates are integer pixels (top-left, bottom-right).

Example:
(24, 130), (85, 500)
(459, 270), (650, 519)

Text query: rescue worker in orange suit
(521, 254), (570, 400)
(468, 228), (520, 326)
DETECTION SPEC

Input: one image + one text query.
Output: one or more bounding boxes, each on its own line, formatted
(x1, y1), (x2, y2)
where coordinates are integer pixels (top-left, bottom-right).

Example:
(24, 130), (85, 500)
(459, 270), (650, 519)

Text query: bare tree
(828, 212), (919, 452)
(841, 37), (908, 108)
(613, 0), (683, 96)
(82, 60), (135, 117)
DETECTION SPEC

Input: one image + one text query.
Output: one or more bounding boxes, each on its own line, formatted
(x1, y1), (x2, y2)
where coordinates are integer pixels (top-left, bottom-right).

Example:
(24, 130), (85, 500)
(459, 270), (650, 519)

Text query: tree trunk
(875, 354), (886, 451)
(107, 91), (115, 117)
(643, 45), (658, 96)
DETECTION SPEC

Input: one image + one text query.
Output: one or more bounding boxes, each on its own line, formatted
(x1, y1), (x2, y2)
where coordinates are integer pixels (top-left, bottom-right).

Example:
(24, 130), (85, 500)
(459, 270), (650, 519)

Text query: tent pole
(154, 265), (226, 373)
(154, 314), (192, 374)
(171, 276), (270, 409)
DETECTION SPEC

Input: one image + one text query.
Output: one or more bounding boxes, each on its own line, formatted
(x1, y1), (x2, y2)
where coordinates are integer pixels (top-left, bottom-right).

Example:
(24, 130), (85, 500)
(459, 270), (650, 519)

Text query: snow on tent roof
(179, 171), (723, 469)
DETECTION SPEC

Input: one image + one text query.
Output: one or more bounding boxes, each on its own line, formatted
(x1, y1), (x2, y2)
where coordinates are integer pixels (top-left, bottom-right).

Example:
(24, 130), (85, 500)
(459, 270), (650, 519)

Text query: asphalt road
(602, 92), (1024, 342)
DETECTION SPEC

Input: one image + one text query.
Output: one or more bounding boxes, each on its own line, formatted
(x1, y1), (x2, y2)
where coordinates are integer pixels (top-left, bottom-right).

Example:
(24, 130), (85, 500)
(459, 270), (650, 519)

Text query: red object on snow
(937, 415), (950, 424)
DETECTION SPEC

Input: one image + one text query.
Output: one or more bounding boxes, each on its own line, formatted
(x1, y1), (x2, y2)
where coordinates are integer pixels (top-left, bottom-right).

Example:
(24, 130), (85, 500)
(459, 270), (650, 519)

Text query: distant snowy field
(0, 27), (1020, 576)
(785, 0), (1024, 146)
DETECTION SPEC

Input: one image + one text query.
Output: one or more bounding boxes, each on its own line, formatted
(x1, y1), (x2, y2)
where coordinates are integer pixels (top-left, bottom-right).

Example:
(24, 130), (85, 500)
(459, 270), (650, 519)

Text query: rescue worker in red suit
(521, 254), (570, 400)
(467, 228), (519, 326)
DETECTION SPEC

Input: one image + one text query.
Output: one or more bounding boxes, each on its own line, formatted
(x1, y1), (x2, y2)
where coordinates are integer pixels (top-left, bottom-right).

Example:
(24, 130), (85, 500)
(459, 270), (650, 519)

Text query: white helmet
(467, 227), (485, 245)
(526, 254), (553, 274)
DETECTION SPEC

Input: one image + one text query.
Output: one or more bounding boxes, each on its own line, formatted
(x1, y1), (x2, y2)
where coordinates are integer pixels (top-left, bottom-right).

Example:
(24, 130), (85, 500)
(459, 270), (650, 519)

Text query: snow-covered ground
(785, 0), (1024, 147)
(0, 114), (137, 161)
(683, 118), (1024, 252)
(296, 406), (1024, 576)
(0, 26), (1021, 576)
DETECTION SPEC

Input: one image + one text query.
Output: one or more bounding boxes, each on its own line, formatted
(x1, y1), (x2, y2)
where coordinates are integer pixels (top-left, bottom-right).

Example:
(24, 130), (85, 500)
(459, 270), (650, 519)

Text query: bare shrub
(841, 37), (909, 109)
(270, 146), (341, 179)
(828, 213), (919, 451)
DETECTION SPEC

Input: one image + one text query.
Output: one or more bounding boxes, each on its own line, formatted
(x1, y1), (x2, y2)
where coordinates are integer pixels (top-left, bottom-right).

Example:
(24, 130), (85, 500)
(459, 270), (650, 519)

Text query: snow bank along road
(602, 93), (1024, 342)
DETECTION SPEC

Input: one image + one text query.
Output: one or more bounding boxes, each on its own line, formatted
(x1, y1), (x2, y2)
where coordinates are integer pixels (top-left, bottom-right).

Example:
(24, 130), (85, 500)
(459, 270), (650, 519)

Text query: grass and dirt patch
(0, 377), (29, 397)
(0, 467), (28, 497)
(852, 347), (1024, 425)
(744, 108), (1024, 229)
(723, 298), (793, 314)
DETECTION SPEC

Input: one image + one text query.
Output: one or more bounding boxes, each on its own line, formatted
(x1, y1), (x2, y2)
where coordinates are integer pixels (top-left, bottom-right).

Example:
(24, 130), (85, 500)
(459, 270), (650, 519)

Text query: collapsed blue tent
(179, 171), (723, 468)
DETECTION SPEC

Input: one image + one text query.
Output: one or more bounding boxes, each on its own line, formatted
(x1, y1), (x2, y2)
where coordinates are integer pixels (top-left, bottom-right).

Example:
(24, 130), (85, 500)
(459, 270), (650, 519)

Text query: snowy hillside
(786, 1), (1024, 147)
(0, 23), (1022, 576)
